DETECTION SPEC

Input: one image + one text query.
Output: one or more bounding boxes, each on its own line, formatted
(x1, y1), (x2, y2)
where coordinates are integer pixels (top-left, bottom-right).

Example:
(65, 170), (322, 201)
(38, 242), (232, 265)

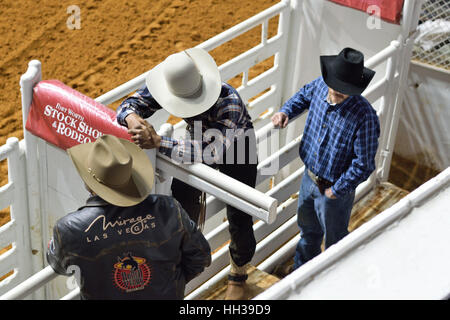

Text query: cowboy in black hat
(271, 47), (380, 272)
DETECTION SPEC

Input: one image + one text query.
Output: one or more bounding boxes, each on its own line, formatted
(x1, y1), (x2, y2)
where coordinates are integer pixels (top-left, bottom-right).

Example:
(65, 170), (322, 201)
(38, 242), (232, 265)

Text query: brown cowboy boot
(224, 256), (249, 300)
(225, 279), (247, 300)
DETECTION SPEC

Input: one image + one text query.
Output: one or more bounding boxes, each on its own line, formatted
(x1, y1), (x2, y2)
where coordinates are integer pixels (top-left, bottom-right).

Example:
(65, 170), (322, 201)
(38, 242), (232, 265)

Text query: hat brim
(67, 138), (154, 207)
(320, 55), (375, 96)
(146, 48), (222, 118)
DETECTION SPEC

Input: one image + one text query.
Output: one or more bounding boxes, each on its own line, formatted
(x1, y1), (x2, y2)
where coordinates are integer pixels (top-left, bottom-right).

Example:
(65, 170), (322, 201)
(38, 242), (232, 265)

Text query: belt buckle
(308, 169), (319, 185)
(313, 174), (319, 185)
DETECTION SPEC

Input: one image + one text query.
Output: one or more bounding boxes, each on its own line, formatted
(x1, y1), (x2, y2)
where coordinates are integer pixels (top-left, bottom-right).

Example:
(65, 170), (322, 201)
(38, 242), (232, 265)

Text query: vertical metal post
(376, 41), (400, 181)
(261, 19), (268, 45)
(274, 0), (292, 103)
(19, 60), (45, 299)
(379, 0), (424, 182)
(280, 0), (302, 103)
(279, 0), (303, 182)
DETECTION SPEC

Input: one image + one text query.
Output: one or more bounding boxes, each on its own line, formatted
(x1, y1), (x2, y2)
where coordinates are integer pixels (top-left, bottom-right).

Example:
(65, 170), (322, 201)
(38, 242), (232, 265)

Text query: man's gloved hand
(125, 113), (161, 149)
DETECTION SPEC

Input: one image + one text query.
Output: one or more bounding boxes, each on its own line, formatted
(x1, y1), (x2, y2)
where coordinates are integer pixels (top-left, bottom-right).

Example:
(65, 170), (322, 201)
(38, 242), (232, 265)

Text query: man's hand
(125, 113), (144, 130)
(271, 112), (289, 128)
(325, 187), (337, 199)
(126, 114), (161, 149)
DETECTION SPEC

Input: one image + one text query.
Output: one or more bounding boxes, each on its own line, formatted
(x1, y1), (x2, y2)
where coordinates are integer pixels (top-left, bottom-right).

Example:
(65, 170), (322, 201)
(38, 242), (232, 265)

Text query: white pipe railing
(185, 188), (299, 298)
(191, 38), (405, 295)
(85, 36), (408, 300)
(0, 138), (32, 297)
(156, 154), (278, 224)
(255, 166), (450, 300)
(95, 72), (149, 107)
(0, 1), (291, 300)
(0, 40), (404, 301)
(253, 2), (425, 294)
(60, 287), (80, 300)
(0, 0), (418, 300)
(0, 266), (57, 300)
(365, 41), (400, 70)
(200, 1), (289, 52)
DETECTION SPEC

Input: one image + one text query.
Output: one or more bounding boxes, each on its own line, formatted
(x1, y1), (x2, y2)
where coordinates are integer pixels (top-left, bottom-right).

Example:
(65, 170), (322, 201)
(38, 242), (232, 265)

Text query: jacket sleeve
(46, 221), (72, 276)
(177, 202), (212, 283)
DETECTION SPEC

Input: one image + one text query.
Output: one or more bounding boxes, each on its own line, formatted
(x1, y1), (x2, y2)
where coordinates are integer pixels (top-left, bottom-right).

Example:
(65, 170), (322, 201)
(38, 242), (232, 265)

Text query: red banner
(328, 0), (404, 24)
(25, 80), (131, 150)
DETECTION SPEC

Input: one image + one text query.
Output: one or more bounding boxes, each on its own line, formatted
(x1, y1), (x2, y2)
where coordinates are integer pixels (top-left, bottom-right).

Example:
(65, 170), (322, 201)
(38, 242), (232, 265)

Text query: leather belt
(306, 168), (333, 195)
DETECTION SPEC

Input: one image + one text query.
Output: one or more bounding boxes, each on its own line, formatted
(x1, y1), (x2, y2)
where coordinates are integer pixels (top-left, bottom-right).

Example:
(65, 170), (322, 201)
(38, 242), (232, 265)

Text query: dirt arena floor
(0, 1), (440, 230)
(0, 0), (280, 227)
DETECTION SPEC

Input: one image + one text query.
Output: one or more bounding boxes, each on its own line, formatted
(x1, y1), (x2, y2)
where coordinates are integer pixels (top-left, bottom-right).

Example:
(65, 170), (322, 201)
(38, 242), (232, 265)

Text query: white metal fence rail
(0, 0), (421, 300)
(0, 138), (32, 297)
(2, 0), (292, 300)
(186, 37), (405, 300)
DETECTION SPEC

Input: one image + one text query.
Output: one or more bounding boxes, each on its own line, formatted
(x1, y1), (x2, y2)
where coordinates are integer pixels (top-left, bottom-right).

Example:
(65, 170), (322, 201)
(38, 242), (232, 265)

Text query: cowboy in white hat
(46, 134), (211, 300)
(272, 47), (380, 274)
(116, 48), (258, 300)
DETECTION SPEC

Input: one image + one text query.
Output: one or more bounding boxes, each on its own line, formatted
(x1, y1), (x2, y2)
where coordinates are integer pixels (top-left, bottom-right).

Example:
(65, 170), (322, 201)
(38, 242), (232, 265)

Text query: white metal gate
(0, 0), (425, 300)
(0, 138), (32, 296)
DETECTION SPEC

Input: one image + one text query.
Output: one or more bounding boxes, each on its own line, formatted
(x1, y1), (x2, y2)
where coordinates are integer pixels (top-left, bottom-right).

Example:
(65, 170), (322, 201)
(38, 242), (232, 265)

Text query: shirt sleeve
(158, 97), (243, 164)
(279, 79), (317, 119)
(116, 85), (162, 127)
(331, 111), (380, 197)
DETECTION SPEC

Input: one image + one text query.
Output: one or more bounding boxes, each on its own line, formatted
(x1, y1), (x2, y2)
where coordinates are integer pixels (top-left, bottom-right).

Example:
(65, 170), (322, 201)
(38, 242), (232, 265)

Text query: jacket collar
(79, 195), (109, 209)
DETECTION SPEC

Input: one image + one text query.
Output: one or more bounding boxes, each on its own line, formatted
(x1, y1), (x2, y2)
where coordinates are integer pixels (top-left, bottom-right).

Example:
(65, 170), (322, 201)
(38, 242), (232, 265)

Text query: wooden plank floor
(194, 265), (280, 300)
(349, 182), (409, 232)
(272, 182), (410, 279)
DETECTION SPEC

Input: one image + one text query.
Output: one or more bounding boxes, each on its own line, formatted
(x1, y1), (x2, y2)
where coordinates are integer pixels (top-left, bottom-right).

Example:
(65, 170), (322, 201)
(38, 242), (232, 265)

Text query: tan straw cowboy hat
(67, 135), (154, 207)
(146, 47), (222, 118)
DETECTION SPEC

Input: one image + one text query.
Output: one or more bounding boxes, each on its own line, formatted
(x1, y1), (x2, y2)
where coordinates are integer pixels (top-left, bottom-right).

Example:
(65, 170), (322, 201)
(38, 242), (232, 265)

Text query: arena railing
(185, 38), (406, 299)
(2, 0), (292, 300)
(0, 138), (33, 297)
(0, 0), (419, 300)
(255, 166), (450, 300)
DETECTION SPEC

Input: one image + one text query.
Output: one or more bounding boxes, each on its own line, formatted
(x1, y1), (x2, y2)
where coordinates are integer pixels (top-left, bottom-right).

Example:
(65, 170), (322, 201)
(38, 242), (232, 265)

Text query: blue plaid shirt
(116, 82), (254, 163)
(280, 77), (380, 197)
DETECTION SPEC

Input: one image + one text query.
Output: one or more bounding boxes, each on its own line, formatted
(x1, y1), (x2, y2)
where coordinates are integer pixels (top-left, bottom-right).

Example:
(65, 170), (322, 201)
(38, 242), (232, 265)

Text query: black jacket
(46, 194), (211, 300)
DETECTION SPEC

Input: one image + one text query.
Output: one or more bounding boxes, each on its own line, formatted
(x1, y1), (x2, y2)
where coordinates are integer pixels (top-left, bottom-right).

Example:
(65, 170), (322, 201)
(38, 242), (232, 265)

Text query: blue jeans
(293, 172), (355, 269)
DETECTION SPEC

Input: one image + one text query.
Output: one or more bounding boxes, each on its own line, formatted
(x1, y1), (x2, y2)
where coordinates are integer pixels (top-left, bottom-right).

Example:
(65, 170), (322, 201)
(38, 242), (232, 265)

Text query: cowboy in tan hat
(116, 48), (258, 300)
(271, 47), (380, 274)
(46, 134), (211, 300)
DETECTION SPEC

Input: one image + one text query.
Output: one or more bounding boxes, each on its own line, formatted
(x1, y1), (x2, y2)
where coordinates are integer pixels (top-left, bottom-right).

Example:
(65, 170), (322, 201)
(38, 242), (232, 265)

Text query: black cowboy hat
(320, 47), (376, 96)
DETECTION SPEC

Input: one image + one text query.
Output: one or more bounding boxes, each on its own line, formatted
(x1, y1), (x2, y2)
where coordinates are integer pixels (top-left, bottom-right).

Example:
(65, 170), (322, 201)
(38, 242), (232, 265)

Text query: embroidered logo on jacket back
(113, 252), (151, 293)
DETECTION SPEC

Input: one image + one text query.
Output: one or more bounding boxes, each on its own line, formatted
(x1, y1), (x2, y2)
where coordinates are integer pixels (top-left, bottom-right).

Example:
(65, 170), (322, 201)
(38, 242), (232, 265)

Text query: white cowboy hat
(145, 48), (222, 118)
(67, 135), (154, 207)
